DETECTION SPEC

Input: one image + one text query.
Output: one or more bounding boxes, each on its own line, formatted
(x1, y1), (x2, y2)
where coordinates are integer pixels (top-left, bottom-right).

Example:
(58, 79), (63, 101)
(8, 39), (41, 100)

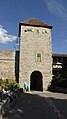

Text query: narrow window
(36, 53), (42, 62)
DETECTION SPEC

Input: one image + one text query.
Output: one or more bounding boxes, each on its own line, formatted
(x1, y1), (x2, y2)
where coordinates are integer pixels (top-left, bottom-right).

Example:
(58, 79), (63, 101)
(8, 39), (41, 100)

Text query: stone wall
(0, 50), (19, 81)
(19, 25), (52, 91)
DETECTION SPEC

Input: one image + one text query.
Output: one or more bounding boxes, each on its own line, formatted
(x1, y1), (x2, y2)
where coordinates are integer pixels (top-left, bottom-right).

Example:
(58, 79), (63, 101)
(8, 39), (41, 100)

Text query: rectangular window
(36, 53), (42, 62)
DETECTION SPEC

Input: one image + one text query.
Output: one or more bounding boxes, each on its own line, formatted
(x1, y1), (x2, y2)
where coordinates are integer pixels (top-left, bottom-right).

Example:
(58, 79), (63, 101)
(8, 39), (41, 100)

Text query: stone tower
(19, 18), (53, 91)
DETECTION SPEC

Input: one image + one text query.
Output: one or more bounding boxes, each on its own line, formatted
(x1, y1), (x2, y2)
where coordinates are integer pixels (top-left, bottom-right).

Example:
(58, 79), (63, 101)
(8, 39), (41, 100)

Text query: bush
(49, 76), (66, 88)
(0, 78), (19, 91)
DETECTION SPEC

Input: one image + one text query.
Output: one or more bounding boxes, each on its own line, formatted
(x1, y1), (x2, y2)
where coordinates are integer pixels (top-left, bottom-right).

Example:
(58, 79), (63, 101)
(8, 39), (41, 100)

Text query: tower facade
(19, 18), (53, 91)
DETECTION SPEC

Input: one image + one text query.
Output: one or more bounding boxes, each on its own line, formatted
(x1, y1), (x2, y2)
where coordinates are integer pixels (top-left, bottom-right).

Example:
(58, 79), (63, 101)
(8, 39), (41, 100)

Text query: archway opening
(30, 71), (43, 91)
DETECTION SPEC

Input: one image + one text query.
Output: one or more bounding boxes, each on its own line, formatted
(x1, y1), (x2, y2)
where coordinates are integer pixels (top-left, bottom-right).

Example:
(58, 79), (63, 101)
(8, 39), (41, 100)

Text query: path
(2, 91), (67, 119)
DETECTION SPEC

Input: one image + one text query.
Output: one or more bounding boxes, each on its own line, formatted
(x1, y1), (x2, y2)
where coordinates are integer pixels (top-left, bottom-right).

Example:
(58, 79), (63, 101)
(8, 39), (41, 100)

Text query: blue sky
(0, 0), (67, 54)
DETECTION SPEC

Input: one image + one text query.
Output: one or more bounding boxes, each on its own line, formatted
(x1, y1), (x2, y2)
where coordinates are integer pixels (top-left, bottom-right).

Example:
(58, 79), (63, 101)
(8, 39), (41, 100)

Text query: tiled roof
(19, 18), (53, 28)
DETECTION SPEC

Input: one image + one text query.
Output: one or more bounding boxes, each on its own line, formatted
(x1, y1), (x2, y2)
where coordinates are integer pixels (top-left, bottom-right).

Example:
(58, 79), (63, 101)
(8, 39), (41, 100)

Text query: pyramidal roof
(19, 18), (53, 29)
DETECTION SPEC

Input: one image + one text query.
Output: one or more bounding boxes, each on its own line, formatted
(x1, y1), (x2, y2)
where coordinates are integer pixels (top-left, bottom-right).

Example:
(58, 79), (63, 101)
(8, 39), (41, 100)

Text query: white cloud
(0, 25), (17, 43)
(65, 40), (67, 42)
(44, 0), (67, 18)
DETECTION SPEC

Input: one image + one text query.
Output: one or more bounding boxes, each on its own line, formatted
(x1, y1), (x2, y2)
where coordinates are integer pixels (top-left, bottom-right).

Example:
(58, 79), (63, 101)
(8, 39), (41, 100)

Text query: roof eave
(20, 22), (53, 29)
(52, 54), (67, 57)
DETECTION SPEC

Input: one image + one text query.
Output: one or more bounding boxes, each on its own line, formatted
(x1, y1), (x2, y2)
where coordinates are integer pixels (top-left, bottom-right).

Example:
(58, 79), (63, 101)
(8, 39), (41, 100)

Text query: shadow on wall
(15, 51), (19, 83)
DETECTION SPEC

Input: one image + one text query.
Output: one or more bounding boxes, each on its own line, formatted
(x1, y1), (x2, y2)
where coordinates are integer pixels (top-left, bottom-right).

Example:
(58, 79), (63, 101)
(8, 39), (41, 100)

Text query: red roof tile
(20, 18), (53, 28)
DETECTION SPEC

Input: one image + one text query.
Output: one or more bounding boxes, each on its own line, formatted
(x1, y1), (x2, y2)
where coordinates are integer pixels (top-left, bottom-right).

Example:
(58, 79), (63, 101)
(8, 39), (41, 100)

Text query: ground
(2, 91), (67, 119)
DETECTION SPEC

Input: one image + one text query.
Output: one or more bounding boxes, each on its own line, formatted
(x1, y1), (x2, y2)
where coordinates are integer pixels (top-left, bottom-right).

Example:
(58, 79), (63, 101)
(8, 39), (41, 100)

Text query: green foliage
(51, 76), (65, 86)
(0, 78), (19, 91)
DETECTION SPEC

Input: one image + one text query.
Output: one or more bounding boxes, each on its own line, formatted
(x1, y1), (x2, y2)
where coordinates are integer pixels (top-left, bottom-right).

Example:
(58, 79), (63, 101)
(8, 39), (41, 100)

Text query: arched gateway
(30, 71), (43, 91)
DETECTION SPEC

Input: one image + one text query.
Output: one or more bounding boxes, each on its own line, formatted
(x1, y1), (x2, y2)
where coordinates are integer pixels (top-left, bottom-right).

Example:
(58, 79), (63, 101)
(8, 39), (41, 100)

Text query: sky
(0, 0), (67, 54)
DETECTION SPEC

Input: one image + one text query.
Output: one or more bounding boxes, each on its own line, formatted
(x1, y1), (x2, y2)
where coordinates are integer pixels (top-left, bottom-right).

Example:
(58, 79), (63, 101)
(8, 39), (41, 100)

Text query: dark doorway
(30, 71), (43, 91)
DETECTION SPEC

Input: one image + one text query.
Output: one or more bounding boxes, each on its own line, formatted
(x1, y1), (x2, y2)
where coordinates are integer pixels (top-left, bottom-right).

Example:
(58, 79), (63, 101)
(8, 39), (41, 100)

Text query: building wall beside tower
(0, 51), (15, 80)
(0, 50), (19, 82)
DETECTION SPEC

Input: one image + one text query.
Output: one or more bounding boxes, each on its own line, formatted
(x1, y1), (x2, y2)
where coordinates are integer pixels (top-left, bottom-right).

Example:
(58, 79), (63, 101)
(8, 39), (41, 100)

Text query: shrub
(0, 78), (19, 91)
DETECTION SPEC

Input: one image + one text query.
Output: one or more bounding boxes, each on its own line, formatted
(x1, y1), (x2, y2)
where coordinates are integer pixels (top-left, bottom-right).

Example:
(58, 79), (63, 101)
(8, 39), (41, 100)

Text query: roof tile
(20, 18), (53, 28)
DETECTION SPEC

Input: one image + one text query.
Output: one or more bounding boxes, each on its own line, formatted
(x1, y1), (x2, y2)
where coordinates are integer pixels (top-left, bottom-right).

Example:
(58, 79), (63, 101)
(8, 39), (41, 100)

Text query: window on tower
(36, 53), (42, 62)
